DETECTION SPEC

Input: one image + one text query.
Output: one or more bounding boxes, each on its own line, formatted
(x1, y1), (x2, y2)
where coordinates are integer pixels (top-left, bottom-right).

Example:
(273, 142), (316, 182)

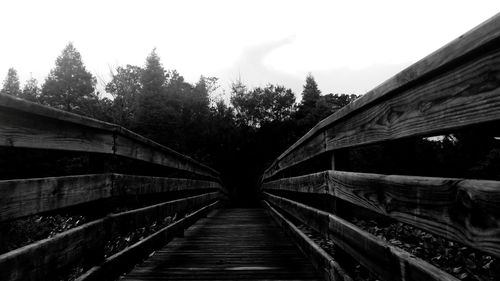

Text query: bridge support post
(325, 152), (337, 215)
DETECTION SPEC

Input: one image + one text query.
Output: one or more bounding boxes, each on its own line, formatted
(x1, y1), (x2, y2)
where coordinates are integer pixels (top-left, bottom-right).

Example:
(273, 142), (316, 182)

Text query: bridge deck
(122, 208), (322, 281)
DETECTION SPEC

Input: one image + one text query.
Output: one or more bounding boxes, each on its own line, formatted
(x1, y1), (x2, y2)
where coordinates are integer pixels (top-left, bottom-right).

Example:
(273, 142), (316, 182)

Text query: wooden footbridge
(1, 13), (500, 281)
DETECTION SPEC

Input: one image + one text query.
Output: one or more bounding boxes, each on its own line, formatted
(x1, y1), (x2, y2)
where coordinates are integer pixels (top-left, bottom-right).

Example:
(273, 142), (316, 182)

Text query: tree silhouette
(40, 43), (97, 115)
(1, 68), (21, 97)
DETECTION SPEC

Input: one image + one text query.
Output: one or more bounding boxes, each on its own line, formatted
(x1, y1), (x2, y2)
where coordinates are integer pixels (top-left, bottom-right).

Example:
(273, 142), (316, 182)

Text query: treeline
(0, 43), (358, 203)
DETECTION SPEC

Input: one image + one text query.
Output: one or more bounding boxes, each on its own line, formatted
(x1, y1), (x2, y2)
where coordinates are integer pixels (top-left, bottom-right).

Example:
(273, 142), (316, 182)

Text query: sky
(0, 0), (499, 100)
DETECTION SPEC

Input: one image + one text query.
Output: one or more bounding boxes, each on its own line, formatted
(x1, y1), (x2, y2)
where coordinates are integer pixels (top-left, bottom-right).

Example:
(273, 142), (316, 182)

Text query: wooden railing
(0, 93), (225, 281)
(261, 13), (500, 281)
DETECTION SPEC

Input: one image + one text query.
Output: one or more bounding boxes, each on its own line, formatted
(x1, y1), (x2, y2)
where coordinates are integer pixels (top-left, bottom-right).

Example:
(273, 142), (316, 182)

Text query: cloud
(215, 38), (411, 100)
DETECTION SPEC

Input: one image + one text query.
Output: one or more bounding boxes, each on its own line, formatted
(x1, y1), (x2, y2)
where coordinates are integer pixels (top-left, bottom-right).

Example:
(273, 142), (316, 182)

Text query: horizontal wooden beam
(108, 192), (220, 236)
(76, 201), (220, 281)
(0, 218), (107, 281)
(263, 13), (500, 180)
(0, 194), (219, 281)
(0, 174), (112, 222)
(115, 127), (219, 179)
(0, 94), (219, 179)
(262, 200), (352, 281)
(0, 173), (222, 222)
(264, 192), (458, 281)
(263, 171), (500, 258)
(112, 174), (221, 196)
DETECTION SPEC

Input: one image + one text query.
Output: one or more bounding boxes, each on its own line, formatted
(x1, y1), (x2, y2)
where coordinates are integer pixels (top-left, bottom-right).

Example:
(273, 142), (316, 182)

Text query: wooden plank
(112, 174), (221, 196)
(108, 192), (220, 236)
(262, 201), (352, 281)
(263, 192), (458, 281)
(115, 127), (220, 179)
(0, 94), (220, 179)
(0, 103), (114, 153)
(263, 171), (500, 258)
(0, 194), (220, 281)
(263, 13), (500, 180)
(262, 172), (329, 194)
(0, 218), (106, 281)
(120, 208), (322, 281)
(0, 93), (117, 131)
(0, 174), (112, 222)
(0, 173), (222, 222)
(76, 201), (220, 281)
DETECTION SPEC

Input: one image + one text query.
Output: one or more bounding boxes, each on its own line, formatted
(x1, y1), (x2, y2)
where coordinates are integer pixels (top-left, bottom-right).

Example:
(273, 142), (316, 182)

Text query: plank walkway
(122, 208), (322, 281)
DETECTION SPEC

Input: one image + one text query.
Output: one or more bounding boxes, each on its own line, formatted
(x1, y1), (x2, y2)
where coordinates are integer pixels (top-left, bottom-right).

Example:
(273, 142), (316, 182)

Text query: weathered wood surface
(0, 194), (219, 281)
(263, 201), (352, 281)
(0, 94), (219, 179)
(263, 170), (500, 258)
(112, 174), (221, 196)
(0, 218), (106, 281)
(121, 208), (322, 281)
(77, 201), (220, 281)
(108, 192), (219, 236)
(0, 174), (112, 222)
(263, 13), (500, 180)
(0, 173), (222, 222)
(114, 128), (219, 179)
(264, 192), (458, 281)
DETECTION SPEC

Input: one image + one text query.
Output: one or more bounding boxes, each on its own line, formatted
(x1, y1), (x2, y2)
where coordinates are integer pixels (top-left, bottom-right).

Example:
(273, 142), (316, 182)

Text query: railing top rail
(0, 93), (220, 178)
(263, 12), (500, 180)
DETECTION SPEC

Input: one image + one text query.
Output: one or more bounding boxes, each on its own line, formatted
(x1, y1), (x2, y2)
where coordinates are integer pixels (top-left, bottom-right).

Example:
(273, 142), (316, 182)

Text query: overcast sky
(0, 0), (499, 99)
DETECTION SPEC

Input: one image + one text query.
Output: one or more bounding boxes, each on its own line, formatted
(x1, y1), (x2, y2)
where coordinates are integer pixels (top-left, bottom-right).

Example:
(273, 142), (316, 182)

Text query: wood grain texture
(114, 133), (219, 180)
(117, 127), (220, 179)
(0, 174), (222, 222)
(112, 174), (221, 196)
(0, 94), (117, 131)
(263, 170), (500, 258)
(119, 207), (322, 281)
(0, 195), (220, 281)
(0, 174), (112, 222)
(263, 13), (500, 180)
(263, 201), (352, 281)
(0, 218), (106, 281)
(0, 105), (114, 153)
(0, 94), (220, 179)
(264, 192), (458, 281)
(108, 192), (220, 236)
(76, 201), (220, 281)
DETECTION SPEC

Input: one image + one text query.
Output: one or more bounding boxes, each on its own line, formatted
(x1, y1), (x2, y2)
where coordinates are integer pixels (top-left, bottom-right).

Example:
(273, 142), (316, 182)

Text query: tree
(231, 83), (296, 127)
(140, 48), (167, 96)
(20, 77), (40, 102)
(301, 73), (321, 109)
(40, 43), (97, 114)
(106, 65), (142, 126)
(134, 49), (178, 146)
(1, 68), (21, 97)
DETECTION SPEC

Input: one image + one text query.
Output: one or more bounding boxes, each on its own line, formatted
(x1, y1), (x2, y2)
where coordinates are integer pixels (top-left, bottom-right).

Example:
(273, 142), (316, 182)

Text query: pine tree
(1, 68), (21, 97)
(20, 77), (40, 102)
(301, 73), (321, 108)
(140, 48), (167, 96)
(40, 42), (97, 113)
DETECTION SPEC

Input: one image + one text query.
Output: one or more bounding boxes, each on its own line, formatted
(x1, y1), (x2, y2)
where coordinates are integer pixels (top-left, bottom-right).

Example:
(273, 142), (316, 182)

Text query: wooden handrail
(0, 173), (222, 222)
(0, 92), (224, 280)
(0, 94), (219, 179)
(0, 196), (219, 281)
(263, 12), (500, 180)
(263, 170), (500, 258)
(264, 192), (458, 281)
